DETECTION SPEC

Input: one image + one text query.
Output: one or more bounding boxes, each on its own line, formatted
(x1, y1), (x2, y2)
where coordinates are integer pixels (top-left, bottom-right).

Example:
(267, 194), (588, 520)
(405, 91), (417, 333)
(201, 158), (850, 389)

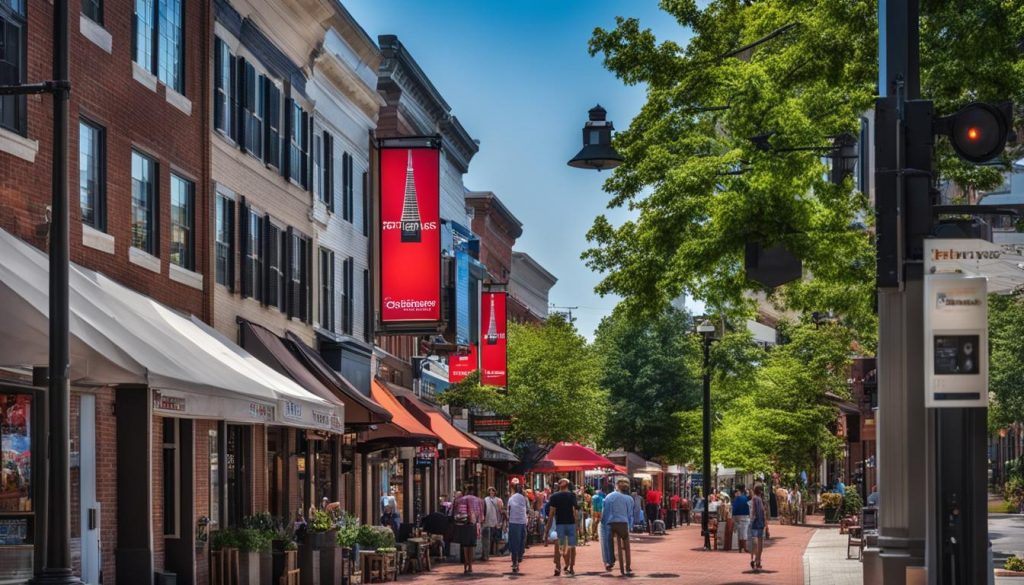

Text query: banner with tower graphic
(480, 290), (507, 387)
(379, 138), (442, 326)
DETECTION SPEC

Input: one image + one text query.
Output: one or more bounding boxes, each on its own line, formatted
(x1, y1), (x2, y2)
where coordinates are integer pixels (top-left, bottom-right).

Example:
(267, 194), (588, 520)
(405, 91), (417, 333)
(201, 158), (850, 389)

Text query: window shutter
(282, 97), (293, 179)
(361, 171), (369, 235)
(302, 111), (310, 190)
(233, 57), (245, 145)
(261, 214), (271, 304)
(329, 253), (336, 330)
(325, 133), (335, 213)
(214, 38), (223, 131)
(346, 154), (354, 222)
(303, 237), (312, 323)
(263, 78), (280, 168)
(346, 258), (354, 334)
(239, 198), (251, 298)
(285, 226), (296, 318)
(227, 199), (236, 292)
(363, 269), (371, 341)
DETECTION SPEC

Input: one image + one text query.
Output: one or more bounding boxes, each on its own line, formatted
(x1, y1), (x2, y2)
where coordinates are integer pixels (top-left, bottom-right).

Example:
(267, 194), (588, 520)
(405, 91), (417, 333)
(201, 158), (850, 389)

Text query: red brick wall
(0, 0), (211, 320)
(96, 388), (118, 585)
(194, 420), (217, 585)
(252, 425), (267, 514)
(152, 415), (164, 573)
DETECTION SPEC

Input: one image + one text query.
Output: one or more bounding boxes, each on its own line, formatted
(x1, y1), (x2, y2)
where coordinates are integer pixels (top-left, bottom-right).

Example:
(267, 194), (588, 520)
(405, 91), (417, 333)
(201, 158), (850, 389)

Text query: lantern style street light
(696, 318), (717, 551)
(568, 105), (624, 171)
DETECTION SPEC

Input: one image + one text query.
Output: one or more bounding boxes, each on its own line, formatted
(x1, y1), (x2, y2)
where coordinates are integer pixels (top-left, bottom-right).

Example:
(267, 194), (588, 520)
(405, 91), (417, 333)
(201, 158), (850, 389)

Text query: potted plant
(996, 556), (1024, 584)
(308, 509), (337, 550)
(335, 513), (361, 560)
(243, 513), (279, 585)
(821, 492), (844, 524)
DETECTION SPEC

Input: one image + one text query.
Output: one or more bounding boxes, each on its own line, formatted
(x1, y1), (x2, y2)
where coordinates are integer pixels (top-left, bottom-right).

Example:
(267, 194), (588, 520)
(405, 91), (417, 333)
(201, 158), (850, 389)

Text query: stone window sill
(79, 14), (112, 54)
(82, 224), (114, 254)
(169, 263), (203, 290)
(129, 247), (161, 273)
(132, 62), (158, 93)
(0, 126), (38, 163)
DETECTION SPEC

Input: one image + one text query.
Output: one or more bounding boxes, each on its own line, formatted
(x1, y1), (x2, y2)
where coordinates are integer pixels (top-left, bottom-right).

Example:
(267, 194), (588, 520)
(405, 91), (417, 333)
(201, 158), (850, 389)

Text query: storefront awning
(530, 442), (618, 473)
(464, 432), (519, 463)
(606, 449), (664, 475)
(385, 383), (479, 456)
(0, 228), (338, 431)
(285, 331), (392, 427)
(361, 380), (437, 446)
(238, 320), (344, 432)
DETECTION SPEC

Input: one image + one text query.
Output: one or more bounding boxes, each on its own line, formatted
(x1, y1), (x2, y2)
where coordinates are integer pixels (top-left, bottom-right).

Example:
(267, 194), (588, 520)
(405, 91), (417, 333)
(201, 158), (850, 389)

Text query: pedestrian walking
(577, 490), (591, 545)
(591, 489), (605, 541)
(601, 478), (635, 576)
(693, 491), (705, 527)
(631, 489), (644, 531)
(483, 486), (505, 558)
(544, 478), (579, 576)
(506, 481), (529, 574)
(645, 486), (662, 533)
(750, 484), (767, 572)
(732, 485), (751, 553)
(453, 488), (480, 574)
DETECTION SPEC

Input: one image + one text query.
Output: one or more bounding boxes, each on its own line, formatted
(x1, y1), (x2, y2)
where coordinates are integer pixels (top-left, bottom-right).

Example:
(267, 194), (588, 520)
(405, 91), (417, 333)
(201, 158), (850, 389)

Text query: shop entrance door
(79, 394), (101, 585)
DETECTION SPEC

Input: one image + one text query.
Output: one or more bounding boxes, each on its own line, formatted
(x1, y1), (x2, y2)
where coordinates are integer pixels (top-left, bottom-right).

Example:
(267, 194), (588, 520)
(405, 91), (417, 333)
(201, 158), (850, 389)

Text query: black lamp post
(568, 105), (623, 171)
(829, 132), (859, 185)
(696, 318), (716, 551)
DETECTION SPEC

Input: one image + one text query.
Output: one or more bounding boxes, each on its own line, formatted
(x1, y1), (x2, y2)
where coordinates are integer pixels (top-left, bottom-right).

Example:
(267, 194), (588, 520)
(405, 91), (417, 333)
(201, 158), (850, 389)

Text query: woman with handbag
(453, 488), (479, 574)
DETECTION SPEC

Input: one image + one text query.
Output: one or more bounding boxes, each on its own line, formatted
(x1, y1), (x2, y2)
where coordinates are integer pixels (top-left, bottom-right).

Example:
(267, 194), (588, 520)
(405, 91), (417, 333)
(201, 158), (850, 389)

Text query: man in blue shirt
(601, 479), (636, 575)
(731, 485), (751, 553)
(835, 476), (847, 496)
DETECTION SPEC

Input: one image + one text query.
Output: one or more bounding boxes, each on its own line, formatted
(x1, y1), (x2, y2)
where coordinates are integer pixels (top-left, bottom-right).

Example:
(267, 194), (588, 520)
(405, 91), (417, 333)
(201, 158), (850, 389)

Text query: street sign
(923, 273), (988, 408)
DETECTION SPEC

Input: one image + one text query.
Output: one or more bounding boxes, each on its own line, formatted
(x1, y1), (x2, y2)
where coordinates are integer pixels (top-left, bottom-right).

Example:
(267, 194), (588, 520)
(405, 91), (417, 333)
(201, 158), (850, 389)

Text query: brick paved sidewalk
(393, 521), (817, 585)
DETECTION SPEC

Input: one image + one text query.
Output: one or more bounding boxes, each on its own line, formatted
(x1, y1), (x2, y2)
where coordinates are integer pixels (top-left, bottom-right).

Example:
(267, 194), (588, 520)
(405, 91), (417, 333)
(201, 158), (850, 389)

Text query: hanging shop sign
(923, 274), (988, 408)
(455, 250), (471, 345)
(415, 446), (438, 467)
(448, 344), (478, 384)
(379, 137), (442, 329)
(471, 414), (512, 434)
(480, 290), (508, 387)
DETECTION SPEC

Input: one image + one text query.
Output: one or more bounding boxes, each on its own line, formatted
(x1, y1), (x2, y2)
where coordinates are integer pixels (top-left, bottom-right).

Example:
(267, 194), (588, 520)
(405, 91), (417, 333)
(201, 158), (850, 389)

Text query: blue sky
(346, 1), (696, 338)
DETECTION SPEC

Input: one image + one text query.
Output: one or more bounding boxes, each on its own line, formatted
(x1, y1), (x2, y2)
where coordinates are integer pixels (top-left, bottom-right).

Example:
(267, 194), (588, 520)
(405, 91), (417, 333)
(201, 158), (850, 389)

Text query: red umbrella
(530, 442), (618, 473)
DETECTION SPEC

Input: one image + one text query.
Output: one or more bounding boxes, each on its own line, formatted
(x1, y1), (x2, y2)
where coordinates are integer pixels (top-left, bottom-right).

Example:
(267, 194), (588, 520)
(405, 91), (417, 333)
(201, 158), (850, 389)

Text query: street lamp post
(696, 319), (716, 551)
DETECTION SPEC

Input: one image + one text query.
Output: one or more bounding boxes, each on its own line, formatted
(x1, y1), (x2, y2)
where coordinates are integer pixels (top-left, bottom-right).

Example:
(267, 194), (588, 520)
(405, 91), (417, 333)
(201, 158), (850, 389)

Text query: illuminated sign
(380, 142), (442, 324)
(448, 344), (478, 384)
(480, 291), (507, 387)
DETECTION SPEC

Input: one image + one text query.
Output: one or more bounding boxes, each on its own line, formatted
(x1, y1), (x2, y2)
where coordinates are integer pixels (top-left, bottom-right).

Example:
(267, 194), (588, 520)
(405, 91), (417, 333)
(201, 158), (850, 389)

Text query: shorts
(555, 523), (577, 547)
(751, 526), (765, 538)
(734, 515), (751, 540)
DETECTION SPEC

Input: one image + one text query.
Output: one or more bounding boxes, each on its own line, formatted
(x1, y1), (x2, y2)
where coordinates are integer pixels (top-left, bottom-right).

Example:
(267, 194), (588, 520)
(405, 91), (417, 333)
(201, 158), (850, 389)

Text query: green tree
(714, 321), (855, 474)
(593, 304), (702, 461)
(988, 292), (1024, 428)
(439, 315), (607, 446)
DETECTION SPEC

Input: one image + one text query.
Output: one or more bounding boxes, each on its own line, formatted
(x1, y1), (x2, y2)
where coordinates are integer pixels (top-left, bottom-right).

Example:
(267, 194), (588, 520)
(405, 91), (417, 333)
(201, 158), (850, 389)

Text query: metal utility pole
(697, 319), (716, 551)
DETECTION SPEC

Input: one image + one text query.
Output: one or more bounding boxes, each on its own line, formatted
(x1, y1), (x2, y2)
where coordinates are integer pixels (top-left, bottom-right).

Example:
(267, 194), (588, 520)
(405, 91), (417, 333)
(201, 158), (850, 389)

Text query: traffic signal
(935, 102), (1013, 163)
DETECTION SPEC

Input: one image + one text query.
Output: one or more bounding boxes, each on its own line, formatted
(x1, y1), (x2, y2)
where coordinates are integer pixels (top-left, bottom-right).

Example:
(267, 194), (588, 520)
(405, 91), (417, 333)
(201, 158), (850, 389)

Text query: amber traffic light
(936, 102), (1013, 164)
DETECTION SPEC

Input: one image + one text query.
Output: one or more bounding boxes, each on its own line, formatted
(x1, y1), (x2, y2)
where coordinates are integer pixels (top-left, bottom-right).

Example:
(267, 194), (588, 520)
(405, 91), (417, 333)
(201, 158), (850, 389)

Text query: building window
(213, 38), (232, 137)
(169, 175), (194, 270)
(215, 195), (234, 288)
(130, 150), (157, 255)
(313, 132), (322, 201)
(242, 63), (263, 158)
(363, 269), (370, 341)
(266, 222), (284, 310)
(288, 101), (308, 188)
(319, 248), (334, 332)
(82, 0), (101, 23)
(263, 79), (281, 168)
(134, 0), (184, 92)
(242, 207), (262, 301)
(208, 428), (219, 527)
(0, 1), (26, 135)
(287, 230), (310, 322)
(162, 418), (179, 537)
(342, 152), (353, 222)
(79, 119), (105, 231)
(341, 257), (353, 335)
(0, 393), (32, 514)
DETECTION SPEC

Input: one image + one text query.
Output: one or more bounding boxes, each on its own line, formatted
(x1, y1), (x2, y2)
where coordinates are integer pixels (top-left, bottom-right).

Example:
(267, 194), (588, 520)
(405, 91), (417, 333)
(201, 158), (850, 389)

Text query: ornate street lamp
(568, 105), (623, 171)
(696, 318), (717, 551)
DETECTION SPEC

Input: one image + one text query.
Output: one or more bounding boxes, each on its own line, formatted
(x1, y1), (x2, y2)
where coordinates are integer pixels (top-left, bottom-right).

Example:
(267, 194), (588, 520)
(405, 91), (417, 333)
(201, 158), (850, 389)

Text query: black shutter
(282, 97), (293, 179)
(239, 198), (251, 298)
(233, 57), (245, 145)
(340, 152), (348, 221)
(361, 171), (369, 235)
(263, 78), (280, 168)
(285, 226), (296, 318)
(261, 214), (271, 304)
(325, 132), (335, 213)
(303, 237), (312, 323)
(346, 258), (354, 334)
(329, 253), (336, 330)
(302, 111), (310, 190)
(226, 199), (236, 292)
(363, 269), (370, 340)
(345, 154), (354, 221)
(214, 38), (223, 131)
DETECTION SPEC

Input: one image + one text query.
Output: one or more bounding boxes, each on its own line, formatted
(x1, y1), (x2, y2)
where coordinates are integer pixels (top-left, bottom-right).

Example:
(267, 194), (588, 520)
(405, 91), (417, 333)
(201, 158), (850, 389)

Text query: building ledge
(81, 224), (114, 254)
(79, 14), (112, 54)
(165, 87), (192, 116)
(132, 62), (158, 93)
(0, 126), (38, 163)
(129, 247), (161, 273)
(169, 263), (203, 290)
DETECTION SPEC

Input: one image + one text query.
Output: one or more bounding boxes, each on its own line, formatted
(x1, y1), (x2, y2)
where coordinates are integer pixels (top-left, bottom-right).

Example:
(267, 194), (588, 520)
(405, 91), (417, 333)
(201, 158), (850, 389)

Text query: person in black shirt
(544, 478), (579, 576)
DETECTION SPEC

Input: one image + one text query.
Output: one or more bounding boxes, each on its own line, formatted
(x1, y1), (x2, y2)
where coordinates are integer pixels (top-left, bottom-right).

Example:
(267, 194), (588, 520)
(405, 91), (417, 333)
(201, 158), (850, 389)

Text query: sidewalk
(803, 527), (863, 585)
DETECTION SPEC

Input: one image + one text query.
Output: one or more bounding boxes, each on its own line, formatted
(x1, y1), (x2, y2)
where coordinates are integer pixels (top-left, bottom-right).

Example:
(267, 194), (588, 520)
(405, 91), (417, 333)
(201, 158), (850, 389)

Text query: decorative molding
(79, 14), (112, 54)
(169, 263), (203, 290)
(0, 127), (38, 163)
(132, 62), (158, 92)
(81, 224), (115, 254)
(165, 87), (193, 116)
(129, 247), (162, 273)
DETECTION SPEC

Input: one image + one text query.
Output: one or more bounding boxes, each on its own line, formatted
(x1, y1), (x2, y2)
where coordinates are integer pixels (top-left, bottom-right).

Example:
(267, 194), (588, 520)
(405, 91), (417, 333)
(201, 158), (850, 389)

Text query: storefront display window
(0, 394), (31, 513)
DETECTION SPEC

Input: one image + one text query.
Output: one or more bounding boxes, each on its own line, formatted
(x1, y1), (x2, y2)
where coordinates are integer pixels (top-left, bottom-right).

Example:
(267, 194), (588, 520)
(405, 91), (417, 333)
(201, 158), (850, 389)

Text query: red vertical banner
(448, 344), (478, 384)
(379, 144), (442, 324)
(480, 291), (508, 387)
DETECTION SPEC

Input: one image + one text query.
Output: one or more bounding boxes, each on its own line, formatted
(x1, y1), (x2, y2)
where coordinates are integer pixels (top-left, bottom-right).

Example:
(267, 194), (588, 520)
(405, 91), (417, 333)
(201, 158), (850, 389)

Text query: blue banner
(455, 250), (470, 346)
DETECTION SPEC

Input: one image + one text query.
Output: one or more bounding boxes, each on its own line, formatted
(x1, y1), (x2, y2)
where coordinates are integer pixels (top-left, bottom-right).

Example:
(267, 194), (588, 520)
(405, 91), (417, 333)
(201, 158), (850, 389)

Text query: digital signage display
(379, 144), (441, 324)
(480, 291), (508, 387)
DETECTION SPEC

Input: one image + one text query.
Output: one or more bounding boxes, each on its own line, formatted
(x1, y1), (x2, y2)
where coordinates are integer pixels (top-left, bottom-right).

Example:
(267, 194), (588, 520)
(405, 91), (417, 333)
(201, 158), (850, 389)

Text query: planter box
(823, 507), (842, 524)
(238, 551), (261, 585)
(995, 569), (1024, 584)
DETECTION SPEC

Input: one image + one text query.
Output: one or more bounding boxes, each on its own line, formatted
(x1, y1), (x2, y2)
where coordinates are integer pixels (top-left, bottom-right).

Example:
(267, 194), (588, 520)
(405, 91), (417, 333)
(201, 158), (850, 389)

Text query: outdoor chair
(847, 525), (864, 559)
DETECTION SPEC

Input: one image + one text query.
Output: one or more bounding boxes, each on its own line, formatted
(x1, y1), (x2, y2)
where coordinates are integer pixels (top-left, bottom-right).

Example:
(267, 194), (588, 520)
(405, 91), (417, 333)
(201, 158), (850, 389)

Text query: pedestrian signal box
(923, 274), (988, 408)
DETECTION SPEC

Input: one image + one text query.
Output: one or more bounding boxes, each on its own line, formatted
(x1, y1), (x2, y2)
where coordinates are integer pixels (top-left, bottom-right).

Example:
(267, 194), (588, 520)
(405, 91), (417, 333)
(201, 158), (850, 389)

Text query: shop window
(315, 437), (335, 504)
(267, 427), (284, 519)
(225, 425), (249, 528)
(208, 429), (219, 528)
(162, 418), (179, 536)
(0, 393), (31, 513)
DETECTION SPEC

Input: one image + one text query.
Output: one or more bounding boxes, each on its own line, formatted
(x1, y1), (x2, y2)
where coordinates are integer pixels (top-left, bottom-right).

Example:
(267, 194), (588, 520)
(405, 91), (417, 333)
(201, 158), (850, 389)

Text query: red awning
(385, 383), (479, 456)
(361, 380), (438, 445)
(530, 442), (618, 473)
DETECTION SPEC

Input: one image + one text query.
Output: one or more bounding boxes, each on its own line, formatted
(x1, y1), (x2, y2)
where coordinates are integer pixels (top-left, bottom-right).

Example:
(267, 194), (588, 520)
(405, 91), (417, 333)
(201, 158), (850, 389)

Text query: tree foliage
(593, 304), (702, 461)
(714, 321), (857, 474)
(988, 292), (1024, 428)
(439, 315), (607, 446)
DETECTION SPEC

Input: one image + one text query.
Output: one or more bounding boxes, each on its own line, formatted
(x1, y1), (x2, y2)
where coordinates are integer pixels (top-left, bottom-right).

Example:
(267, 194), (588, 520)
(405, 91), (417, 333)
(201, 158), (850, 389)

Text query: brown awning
(284, 331), (392, 427)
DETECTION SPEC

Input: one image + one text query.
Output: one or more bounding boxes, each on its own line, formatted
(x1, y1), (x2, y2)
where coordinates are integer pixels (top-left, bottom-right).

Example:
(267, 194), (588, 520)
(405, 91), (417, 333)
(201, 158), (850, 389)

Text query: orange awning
(425, 411), (479, 455)
(369, 380), (436, 439)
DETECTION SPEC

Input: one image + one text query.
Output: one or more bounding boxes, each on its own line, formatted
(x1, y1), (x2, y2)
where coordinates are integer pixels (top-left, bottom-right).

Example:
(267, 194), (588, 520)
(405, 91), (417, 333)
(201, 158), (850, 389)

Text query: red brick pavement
(395, 521), (817, 585)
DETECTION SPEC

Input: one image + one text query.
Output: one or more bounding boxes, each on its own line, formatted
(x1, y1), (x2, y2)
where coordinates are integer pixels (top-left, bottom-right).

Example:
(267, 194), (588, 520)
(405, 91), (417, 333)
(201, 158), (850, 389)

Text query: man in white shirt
(506, 481), (529, 573)
(482, 486), (505, 559)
